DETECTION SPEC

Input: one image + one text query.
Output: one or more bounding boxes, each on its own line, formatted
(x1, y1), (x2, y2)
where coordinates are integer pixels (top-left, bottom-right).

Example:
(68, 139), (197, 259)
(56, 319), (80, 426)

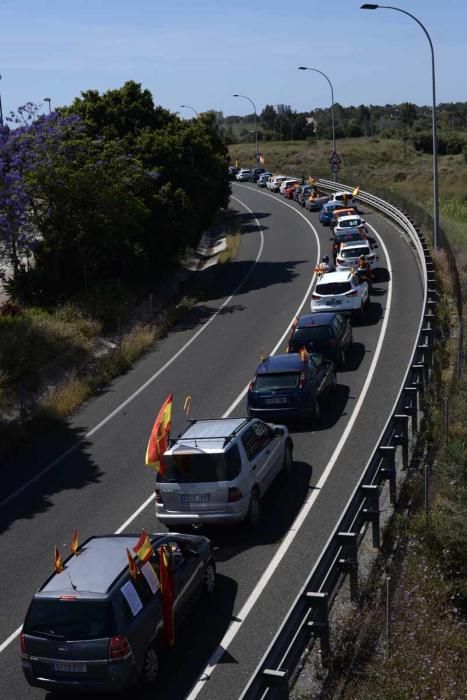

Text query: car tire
(245, 489), (261, 529)
(204, 561), (216, 594)
(282, 443), (293, 478)
(142, 644), (159, 687)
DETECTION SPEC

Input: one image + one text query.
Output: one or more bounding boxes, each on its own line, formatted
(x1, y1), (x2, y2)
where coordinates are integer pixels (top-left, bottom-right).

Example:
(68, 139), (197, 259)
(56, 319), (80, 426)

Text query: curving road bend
(0, 183), (423, 699)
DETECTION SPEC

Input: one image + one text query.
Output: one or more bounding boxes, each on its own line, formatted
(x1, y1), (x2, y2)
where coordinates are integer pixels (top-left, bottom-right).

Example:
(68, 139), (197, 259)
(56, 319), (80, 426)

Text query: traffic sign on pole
(329, 151), (341, 165)
(330, 162), (340, 174)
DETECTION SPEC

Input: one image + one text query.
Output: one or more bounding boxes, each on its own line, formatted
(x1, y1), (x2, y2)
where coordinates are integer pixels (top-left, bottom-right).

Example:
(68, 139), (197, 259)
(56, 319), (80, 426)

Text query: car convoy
(21, 168), (385, 696)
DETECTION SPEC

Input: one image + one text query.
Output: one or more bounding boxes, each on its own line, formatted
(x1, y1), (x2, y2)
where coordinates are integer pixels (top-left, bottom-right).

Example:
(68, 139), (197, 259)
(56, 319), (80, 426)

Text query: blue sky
(0, 0), (465, 119)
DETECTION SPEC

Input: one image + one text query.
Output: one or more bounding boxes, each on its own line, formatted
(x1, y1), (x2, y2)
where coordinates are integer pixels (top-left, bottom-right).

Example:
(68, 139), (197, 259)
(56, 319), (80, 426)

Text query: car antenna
(67, 570), (77, 591)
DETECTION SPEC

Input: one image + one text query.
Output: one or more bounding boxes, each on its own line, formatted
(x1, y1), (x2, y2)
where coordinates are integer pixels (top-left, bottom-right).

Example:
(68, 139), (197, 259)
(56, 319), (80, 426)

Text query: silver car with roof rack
(155, 418), (293, 528)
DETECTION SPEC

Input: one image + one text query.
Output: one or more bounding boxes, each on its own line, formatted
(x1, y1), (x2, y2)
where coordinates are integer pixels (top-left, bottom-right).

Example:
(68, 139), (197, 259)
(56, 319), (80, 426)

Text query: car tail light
(248, 378), (256, 391)
(155, 488), (161, 504)
(20, 633), (28, 657)
(311, 293), (320, 300)
(299, 371), (306, 389)
(109, 636), (132, 661)
(347, 290), (358, 297)
(228, 487), (243, 502)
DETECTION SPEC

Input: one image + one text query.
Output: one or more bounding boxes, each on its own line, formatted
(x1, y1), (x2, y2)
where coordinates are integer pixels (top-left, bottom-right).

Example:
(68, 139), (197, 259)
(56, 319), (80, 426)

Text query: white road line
(186, 215), (393, 699)
(0, 191), (319, 655)
(0, 196), (265, 513)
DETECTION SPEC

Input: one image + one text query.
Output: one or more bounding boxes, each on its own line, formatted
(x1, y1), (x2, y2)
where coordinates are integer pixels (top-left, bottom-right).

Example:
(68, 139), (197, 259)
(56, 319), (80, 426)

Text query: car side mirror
(273, 427), (285, 437)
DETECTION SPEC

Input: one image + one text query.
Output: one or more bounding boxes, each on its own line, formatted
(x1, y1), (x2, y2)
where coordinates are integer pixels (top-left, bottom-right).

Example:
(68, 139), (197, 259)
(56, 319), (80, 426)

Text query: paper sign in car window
(142, 561), (160, 594)
(120, 581), (143, 616)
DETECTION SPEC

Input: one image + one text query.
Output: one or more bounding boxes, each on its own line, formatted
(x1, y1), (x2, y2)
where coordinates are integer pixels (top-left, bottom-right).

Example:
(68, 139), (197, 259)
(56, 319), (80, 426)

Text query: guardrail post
(394, 414), (409, 469)
(306, 592), (330, 667)
(412, 364), (425, 398)
(417, 342), (431, 376)
(379, 446), (397, 503)
(421, 327), (434, 349)
(261, 669), (289, 699)
(403, 387), (418, 435)
(337, 532), (359, 604)
(361, 484), (380, 549)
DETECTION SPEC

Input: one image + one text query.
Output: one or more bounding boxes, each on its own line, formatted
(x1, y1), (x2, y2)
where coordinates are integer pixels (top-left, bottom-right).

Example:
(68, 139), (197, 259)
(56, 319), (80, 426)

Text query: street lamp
(361, 3), (440, 249)
(298, 66), (337, 180)
(233, 93), (259, 166)
(180, 104), (198, 117)
(43, 97), (51, 114)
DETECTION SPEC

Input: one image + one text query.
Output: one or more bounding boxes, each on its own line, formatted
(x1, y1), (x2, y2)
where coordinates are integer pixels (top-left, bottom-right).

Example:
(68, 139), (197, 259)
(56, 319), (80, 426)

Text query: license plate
(181, 494), (210, 503)
(328, 299), (341, 305)
(266, 397), (287, 405)
(53, 662), (87, 673)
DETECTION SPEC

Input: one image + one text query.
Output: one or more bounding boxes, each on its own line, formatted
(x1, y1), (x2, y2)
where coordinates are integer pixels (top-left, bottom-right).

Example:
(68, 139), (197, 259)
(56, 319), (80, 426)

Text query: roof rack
(171, 418), (250, 448)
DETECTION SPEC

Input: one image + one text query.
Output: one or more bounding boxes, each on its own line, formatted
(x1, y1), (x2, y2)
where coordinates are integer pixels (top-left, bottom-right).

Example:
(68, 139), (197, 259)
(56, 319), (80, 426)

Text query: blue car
(247, 352), (336, 424)
(319, 201), (344, 226)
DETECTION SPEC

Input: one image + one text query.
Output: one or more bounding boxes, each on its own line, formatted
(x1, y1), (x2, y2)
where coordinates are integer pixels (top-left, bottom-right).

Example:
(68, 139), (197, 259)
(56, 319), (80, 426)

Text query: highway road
(0, 182), (424, 699)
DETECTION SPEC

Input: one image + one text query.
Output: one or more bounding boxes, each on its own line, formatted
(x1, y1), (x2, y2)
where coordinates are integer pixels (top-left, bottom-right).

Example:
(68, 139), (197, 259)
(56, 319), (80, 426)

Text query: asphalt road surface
(0, 182), (424, 700)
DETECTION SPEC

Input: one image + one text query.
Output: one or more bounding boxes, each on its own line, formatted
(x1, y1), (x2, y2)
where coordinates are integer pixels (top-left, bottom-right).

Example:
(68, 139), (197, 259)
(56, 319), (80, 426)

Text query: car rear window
(336, 232), (361, 243)
(254, 372), (299, 391)
(339, 219), (361, 228)
(24, 600), (115, 641)
(341, 247), (370, 258)
(316, 282), (351, 295)
(292, 326), (332, 345)
(158, 451), (232, 483)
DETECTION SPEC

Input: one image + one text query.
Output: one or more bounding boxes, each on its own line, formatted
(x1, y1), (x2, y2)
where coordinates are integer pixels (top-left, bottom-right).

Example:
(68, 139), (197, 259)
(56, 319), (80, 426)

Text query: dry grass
(218, 232), (241, 264)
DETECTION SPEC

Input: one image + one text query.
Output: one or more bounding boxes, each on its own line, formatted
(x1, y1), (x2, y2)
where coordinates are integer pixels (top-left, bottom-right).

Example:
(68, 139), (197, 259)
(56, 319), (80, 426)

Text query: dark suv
(21, 533), (215, 693)
(287, 313), (353, 367)
(249, 167), (266, 182)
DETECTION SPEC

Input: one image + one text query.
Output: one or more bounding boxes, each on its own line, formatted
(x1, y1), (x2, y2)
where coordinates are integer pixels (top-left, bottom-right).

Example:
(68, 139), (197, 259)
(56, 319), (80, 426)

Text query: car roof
(256, 353), (309, 374)
(323, 201), (343, 210)
(168, 418), (249, 451)
(337, 215), (363, 223)
(38, 535), (168, 598)
(340, 240), (369, 250)
(296, 313), (337, 327)
(317, 270), (354, 282)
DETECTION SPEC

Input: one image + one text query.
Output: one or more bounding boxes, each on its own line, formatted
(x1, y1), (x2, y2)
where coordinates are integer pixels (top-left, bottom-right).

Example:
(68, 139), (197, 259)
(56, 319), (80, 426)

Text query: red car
(284, 184), (299, 199)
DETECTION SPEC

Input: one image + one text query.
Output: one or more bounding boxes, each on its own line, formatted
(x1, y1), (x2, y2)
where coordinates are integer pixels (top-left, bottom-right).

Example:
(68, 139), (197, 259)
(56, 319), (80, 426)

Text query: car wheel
(245, 489), (261, 529)
(282, 443), (293, 478)
(142, 644), (159, 687)
(204, 561), (216, 594)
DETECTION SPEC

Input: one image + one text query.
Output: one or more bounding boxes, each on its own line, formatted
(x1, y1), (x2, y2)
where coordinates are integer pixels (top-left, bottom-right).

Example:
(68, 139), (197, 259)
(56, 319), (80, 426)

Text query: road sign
(330, 162), (340, 174)
(329, 151), (341, 165)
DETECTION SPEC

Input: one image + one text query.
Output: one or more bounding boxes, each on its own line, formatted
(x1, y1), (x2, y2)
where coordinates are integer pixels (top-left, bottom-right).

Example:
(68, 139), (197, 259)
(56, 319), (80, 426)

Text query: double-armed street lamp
(361, 3), (440, 249)
(180, 104), (198, 118)
(233, 93), (259, 166)
(43, 97), (51, 114)
(298, 66), (337, 181)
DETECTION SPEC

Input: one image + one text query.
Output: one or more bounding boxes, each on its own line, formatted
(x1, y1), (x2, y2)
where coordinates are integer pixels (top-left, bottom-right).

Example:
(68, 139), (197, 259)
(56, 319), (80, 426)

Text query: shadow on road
(340, 342), (366, 373)
(352, 301), (383, 328)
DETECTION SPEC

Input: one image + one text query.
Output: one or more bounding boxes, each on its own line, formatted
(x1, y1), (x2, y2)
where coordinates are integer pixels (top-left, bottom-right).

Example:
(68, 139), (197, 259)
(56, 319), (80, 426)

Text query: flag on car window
(70, 529), (79, 555)
(159, 545), (176, 647)
(145, 393), (173, 474)
(54, 546), (64, 573)
(133, 530), (154, 563)
(126, 548), (139, 579)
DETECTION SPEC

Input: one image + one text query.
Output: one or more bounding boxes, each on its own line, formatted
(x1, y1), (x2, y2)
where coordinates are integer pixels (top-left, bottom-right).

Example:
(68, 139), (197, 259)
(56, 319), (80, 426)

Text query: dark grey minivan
(21, 533), (215, 693)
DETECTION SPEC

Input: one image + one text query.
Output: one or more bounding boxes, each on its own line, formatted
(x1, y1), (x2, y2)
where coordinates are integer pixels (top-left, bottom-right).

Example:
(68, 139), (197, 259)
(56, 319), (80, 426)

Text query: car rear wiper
(31, 628), (66, 640)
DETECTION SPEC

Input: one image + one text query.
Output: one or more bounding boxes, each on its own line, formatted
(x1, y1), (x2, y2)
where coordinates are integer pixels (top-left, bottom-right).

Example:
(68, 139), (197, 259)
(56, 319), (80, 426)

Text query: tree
(399, 102), (417, 129)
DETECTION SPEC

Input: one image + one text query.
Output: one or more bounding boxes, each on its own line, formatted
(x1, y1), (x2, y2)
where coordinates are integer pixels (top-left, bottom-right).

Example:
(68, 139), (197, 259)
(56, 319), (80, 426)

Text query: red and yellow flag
(145, 393), (173, 474)
(70, 529), (79, 556)
(259, 153), (265, 165)
(299, 347), (309, 362)
(133, 530), (154, 563)
(126, 548), (138, 580)
(352, 186), (360, 198)
(54, 546), (64, 573)
(159, 545), (176, 647)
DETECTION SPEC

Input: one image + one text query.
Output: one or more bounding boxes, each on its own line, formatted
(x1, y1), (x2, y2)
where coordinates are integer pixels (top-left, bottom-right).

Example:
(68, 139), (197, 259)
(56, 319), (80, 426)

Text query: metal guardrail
(240, 182), (434, 699)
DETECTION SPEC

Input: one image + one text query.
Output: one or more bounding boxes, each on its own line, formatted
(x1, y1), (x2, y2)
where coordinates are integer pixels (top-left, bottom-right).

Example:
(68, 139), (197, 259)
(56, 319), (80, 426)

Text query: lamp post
(361, 4), (439, 249)
(233, 93), (259, 166)
(180, 104), (198, 118)
(298, 66), (337, 180)
(43, 97), (51, 114)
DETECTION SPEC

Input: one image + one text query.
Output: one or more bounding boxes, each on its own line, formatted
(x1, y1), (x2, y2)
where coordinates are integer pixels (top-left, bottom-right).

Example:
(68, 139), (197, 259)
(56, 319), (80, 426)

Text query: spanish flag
(145, 393), (173, 474)
(235, 159), (240, 168)
(70, 529), (79, 556)
(54, 546), (64, 573)
(352, 186), (360, 197)
(259, 153), (265, 165)
(127, 548), (138, 580)
(133, 529), (154, 563)
(159, 545), (176, 647)
(299, 347), (309, 362)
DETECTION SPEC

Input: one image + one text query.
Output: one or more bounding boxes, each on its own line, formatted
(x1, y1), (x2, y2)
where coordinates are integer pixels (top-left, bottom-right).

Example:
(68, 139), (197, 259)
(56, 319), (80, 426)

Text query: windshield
(24, 600), (115, 641)
(339, 219), (361, 228)
(291, 327), (331, 345)
(254, 372), (299, 391)
(158, 449), (239, 483)
(316, 282), (351, 295)
(341, 247), (370, 258)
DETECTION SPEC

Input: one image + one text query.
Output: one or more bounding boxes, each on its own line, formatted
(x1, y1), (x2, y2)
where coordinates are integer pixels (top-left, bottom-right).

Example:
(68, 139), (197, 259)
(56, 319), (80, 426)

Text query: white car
(330, 191), (358, 210)
(236, 169), (252, 182)
(336, 240), (377, 270)
(279, 178), (301, 194)
(334, 215), (368, 236)
(311, 269), (369, 316)
(268, 175), (287, 192)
